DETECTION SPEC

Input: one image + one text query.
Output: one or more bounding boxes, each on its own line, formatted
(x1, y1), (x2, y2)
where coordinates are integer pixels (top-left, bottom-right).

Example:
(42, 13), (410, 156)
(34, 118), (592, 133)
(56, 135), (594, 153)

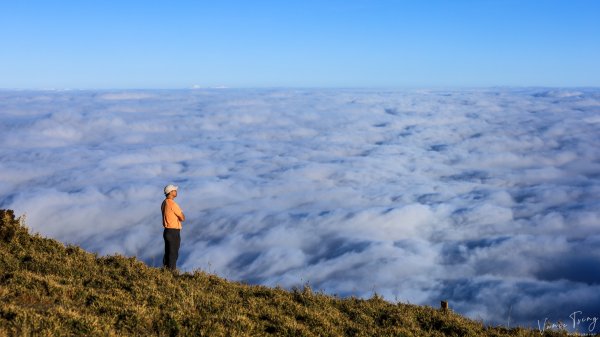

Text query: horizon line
(1, 85), (599, 92)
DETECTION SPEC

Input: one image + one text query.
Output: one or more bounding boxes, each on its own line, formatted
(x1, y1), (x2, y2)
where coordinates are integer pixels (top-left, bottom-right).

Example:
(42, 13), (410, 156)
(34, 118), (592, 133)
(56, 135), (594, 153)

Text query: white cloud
(1, 88), (599, 329)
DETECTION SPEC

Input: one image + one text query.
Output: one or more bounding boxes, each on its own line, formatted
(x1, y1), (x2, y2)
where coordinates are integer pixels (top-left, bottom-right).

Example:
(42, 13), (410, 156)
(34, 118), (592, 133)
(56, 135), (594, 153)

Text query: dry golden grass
(0, 209), (579, 336)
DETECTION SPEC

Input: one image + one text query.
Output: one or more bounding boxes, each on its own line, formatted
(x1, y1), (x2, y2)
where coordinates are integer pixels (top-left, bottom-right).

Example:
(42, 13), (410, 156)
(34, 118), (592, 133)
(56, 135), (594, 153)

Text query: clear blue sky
(1, 0), (599, 89)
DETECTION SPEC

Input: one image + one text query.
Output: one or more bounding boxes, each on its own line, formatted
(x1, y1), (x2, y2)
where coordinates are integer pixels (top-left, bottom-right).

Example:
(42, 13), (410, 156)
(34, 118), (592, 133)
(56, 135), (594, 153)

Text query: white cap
(164, 184), (178, 195)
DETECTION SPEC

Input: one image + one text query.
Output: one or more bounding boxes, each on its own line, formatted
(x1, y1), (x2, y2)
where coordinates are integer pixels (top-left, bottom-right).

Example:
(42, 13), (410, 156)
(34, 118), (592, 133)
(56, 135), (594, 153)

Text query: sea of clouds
(1, 88), (599, 329)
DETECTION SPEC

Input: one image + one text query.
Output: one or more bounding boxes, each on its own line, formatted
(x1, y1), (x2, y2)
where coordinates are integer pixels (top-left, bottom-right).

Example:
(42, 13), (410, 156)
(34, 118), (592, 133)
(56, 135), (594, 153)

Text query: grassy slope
(0, 209), (569, 336)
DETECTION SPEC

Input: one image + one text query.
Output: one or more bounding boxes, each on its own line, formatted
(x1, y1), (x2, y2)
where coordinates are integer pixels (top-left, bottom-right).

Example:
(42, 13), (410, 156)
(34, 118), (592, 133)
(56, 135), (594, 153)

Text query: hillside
(0, 209), (571, 336)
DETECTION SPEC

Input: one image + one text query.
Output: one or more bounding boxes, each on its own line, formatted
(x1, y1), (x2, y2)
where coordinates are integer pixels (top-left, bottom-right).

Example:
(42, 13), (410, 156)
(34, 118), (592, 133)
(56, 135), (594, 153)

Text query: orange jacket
(162, 198), (184, 229)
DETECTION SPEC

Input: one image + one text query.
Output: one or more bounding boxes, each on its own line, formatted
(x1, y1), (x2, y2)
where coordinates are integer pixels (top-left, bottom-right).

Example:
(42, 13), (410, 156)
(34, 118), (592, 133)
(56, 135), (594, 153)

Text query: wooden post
(441, 300), (449, 311)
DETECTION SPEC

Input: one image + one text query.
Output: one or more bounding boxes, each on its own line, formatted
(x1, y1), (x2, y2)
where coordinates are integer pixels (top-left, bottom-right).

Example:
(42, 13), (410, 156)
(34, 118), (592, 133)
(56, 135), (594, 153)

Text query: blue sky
(1, 0), (599, 89)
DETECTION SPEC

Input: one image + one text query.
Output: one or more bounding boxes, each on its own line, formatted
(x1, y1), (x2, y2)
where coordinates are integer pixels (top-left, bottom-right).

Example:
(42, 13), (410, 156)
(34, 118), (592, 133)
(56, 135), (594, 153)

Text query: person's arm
(172, 201), (185, 222)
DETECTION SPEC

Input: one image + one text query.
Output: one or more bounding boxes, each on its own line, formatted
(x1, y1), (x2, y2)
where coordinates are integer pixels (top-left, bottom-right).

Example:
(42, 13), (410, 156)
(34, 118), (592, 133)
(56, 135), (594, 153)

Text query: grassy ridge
(0, 209), (569, 336)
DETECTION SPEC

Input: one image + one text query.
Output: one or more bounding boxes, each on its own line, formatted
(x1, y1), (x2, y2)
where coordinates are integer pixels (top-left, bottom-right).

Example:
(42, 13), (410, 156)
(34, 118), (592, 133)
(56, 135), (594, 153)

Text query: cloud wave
(1, 88), (599, 328)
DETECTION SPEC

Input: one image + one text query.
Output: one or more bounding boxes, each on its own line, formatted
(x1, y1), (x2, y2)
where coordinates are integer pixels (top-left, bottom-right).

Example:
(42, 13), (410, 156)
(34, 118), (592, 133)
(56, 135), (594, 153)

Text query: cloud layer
(1, 88), (599, 329)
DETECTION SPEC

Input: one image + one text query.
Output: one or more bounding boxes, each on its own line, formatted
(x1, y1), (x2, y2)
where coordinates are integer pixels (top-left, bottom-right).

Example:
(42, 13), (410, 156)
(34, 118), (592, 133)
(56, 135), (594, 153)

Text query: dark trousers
(163, 228), (181, 270)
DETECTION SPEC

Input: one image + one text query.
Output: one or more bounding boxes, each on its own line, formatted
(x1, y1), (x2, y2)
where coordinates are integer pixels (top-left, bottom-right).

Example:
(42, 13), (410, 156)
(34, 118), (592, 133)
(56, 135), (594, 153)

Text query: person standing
(161, 184), (185, 270)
